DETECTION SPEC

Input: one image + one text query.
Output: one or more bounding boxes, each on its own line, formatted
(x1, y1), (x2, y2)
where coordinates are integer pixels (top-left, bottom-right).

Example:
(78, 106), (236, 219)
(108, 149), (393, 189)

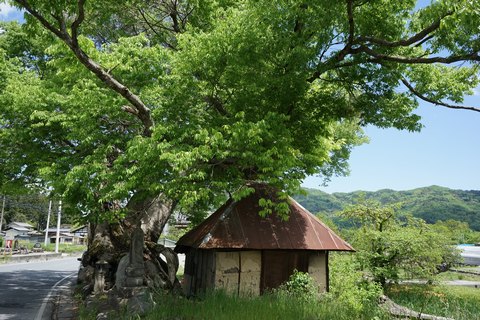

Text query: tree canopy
(1, 0), (479, 223)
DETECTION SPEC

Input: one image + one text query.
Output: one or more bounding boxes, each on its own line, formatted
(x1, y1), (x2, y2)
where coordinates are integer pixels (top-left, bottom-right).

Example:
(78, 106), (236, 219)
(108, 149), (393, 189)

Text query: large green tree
(341, 199), (458, 287)
(1, 0), (479, 295)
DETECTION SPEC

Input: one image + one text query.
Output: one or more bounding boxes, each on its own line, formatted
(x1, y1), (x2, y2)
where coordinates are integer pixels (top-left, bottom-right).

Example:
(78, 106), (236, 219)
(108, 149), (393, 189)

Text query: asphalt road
(0, 257), (79, 320)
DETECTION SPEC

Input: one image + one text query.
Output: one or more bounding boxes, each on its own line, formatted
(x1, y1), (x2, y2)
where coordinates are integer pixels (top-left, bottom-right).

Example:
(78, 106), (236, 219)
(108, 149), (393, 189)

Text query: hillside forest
(3, 185), (479, 239)
(295, 185), (480, 239)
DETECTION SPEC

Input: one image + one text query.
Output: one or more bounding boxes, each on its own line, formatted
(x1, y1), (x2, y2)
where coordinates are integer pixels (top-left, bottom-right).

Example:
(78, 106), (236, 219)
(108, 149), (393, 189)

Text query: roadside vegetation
(129, 255), (480, 320)
(43, 243), (86, 254)
(144, 290), (388, 320)
(0, 241), (85, 255)
(435, 270), (480, 282)
(386, 284), (480, 320)
(143, 266), (388, 320)
(136, 199), (479, 320)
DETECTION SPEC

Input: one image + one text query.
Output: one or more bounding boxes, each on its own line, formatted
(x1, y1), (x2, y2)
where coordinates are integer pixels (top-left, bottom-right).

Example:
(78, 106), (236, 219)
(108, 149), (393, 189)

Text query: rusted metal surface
(175, 185), (354, 253)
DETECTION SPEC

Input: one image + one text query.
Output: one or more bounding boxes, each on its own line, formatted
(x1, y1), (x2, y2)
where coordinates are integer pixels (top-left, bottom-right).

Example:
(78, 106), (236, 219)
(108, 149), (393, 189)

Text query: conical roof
(175, 185), (354, 253)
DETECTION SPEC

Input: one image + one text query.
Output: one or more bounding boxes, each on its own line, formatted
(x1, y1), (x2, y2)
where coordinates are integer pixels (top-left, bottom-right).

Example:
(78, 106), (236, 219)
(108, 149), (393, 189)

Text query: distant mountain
(294, 186), (480, 231)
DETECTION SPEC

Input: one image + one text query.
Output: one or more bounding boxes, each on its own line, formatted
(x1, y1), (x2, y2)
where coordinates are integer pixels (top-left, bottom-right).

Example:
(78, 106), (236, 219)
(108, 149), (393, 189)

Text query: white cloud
(473, 85), (480, 96)
(0, 3), (16, 18)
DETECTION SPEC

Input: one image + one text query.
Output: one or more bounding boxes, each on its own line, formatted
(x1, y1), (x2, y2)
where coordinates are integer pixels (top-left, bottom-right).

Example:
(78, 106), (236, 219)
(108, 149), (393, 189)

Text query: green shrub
(327, 253), (383, 314)
(275, 270), (319, 302)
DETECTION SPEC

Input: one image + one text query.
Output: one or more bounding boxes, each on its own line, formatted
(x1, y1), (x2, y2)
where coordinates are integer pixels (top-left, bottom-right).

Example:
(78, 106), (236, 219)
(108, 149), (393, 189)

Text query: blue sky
(303, 94), (480, 193)
(2, 2), (479, 194)
(0, 3), (22, 21)
(304, 0), (480, 193)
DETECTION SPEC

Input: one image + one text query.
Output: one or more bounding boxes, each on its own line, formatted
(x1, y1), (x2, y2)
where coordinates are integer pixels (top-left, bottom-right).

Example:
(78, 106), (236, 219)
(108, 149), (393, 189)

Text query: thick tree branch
(307, 7), (477, 84)
(357, 11), (454, 48)
(14, 0), (66, 39)
(71, 0), (86, 45)
(307, 1), (356, 82)
(14, 0), (154, 137)
(64, 45), (154, 136)
(361, 46), (480, 64)
(337, 0), (355, 62)
(204, 96), (229, 117)
(401, 78), (480, 112)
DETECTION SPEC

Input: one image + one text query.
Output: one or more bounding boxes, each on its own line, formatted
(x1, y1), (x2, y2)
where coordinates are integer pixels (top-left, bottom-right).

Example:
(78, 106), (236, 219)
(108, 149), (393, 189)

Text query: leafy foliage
(327, 253), (384, 314)
(276, 270), (320, 303)
(1, 0), (480, 226)
(340, 198), (459, 287)
(0, 194), (75, 231)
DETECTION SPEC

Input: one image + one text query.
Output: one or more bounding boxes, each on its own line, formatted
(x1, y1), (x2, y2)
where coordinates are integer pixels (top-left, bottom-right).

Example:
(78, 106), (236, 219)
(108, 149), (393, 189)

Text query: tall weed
(327, 253), (383, 314)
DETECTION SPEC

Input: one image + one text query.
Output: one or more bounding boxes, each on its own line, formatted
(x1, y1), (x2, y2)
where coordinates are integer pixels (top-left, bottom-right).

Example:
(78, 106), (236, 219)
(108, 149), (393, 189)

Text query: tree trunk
(77, 193), (180, 297)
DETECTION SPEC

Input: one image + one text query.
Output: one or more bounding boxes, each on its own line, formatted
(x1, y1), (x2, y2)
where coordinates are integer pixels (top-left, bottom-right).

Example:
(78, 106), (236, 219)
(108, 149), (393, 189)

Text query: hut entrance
(260, 250), (308, 293)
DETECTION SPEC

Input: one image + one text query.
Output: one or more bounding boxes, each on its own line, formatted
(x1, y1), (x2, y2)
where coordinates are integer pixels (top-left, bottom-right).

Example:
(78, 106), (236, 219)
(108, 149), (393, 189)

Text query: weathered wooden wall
(184, 249), (328, 295)
(214, 251), (261, 295)
(239, 251), (261, 295)
(308, 251), (328, 292)
(183, 249), (215, 295)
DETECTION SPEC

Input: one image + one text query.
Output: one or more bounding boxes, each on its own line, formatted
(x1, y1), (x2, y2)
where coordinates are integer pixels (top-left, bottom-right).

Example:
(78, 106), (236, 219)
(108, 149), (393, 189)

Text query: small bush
(275, 270), (319, 302)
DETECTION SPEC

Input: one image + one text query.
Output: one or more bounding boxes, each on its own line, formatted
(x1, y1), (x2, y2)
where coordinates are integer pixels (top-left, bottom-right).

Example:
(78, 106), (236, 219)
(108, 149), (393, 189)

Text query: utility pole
(0, 195), (5, 234)
(44, 200), (52, 246)
(55, 200), (62, 254)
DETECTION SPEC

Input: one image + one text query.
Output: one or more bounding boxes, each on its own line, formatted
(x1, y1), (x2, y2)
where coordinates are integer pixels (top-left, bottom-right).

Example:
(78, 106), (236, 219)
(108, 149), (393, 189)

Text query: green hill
(294, 186), (480, 231)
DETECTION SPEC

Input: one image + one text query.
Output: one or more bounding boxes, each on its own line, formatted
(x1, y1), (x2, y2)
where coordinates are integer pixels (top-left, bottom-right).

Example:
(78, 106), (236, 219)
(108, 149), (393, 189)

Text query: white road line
(34, 272), (76, 320)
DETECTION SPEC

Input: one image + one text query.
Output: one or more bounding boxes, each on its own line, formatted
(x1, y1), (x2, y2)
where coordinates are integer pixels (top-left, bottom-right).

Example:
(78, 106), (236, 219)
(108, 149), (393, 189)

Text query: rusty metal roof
(175, 185), (354, 253)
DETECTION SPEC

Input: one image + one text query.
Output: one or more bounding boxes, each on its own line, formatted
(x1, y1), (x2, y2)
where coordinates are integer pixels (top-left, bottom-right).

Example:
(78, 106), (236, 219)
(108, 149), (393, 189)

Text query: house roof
(70, 225), (87, 233)
(6, 226), (31, 232)
(175, 184), (354, 253)
(7, 222), (34, 229)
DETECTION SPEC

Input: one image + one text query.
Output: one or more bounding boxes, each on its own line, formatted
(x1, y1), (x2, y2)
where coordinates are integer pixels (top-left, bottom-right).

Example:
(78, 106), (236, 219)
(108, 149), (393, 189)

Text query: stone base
(85, 286), (154, 318)
(126, 265), (145, 278)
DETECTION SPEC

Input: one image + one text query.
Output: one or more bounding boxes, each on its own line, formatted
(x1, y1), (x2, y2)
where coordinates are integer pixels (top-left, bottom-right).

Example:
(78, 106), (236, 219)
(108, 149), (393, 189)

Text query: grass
(452, 266), (480, 274)
(43, 243), (86, 254)
(0, 240), (85, 254)
(142, 290), (389, 320)
(386, 284), (480, 320)
(0, 243), (85, 263)
(0, 255), (12, 263)
(435, 270), (480, 282)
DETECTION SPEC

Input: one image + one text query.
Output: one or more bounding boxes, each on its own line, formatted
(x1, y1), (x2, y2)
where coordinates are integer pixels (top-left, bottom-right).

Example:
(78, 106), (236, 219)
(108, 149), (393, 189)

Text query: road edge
(35, 272), (77, 320)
